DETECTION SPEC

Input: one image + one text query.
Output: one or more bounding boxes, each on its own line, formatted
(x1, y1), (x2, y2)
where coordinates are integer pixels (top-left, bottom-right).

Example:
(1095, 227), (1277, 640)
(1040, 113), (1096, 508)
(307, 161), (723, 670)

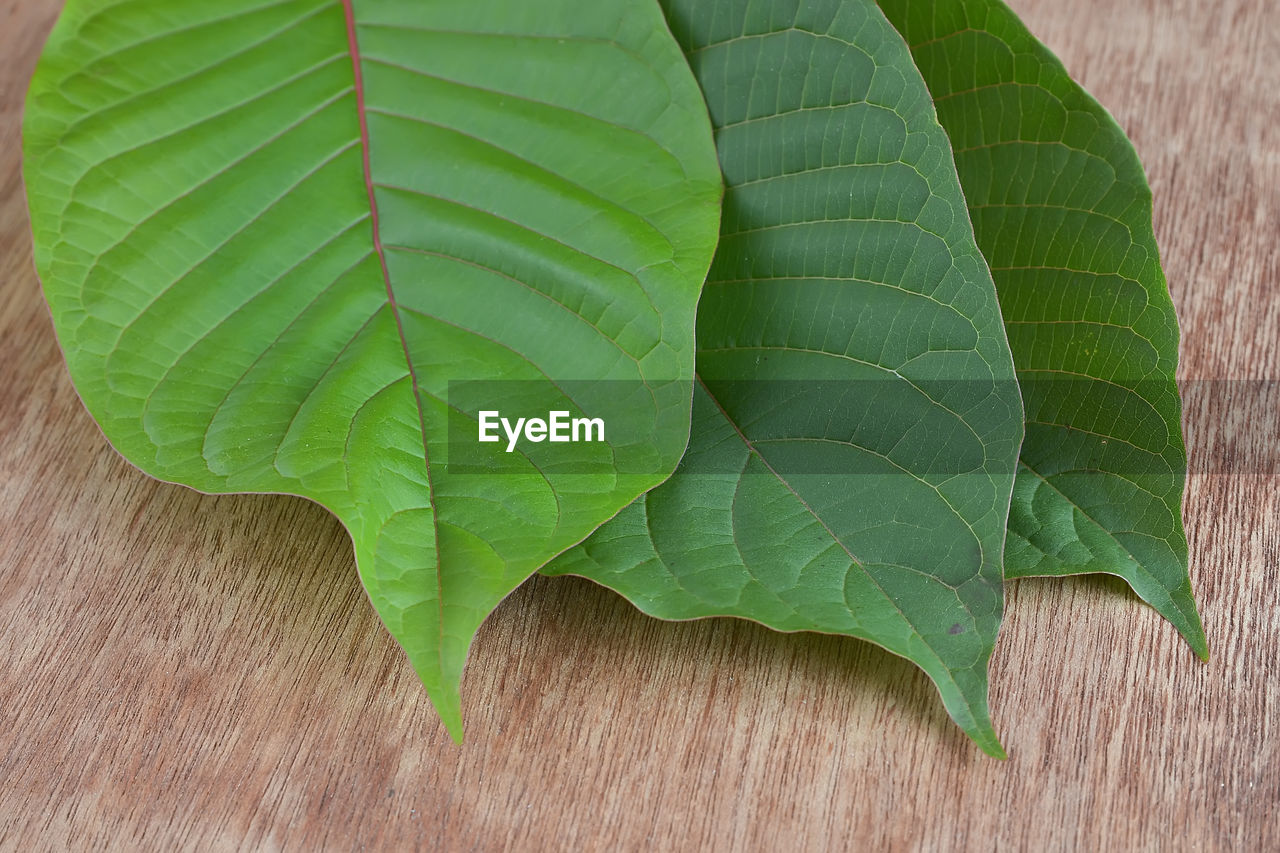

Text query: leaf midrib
(341, 0), (446, 667)
(691, 374), (977, 710)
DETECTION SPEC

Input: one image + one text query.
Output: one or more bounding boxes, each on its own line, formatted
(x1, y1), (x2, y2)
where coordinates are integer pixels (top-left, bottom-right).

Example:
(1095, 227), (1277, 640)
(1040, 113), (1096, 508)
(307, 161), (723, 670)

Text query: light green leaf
(543, 0), (1024, 756)
(24, 0), (721, 738)
(877, 0), (1206, 658)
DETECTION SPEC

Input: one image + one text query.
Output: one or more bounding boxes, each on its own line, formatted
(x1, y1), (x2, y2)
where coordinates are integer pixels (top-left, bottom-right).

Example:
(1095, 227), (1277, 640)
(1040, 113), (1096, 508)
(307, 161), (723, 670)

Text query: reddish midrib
(340, 0), (446, 670)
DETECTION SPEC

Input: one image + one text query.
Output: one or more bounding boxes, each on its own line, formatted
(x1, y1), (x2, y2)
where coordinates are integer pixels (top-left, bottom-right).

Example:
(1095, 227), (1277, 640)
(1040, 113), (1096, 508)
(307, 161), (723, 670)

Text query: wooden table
(2, 0), (1276, 848)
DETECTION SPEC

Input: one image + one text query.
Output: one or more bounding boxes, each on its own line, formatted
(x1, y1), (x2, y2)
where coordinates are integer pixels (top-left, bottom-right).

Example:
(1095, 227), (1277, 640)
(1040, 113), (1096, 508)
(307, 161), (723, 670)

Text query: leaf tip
(1173, 600), (1209, 662)
(444, 716), (466, 745)
(1189, 632), (1210, 663)
(429, 687), (466, 744)
(406, 650), (467, 744)
(971, 728), (1008, 760)
(431, 692), (466, 744)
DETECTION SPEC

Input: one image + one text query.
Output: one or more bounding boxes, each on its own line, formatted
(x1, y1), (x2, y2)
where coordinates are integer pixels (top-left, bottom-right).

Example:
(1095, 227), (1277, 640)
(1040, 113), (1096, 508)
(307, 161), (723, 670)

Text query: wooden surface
(2, 0), (1276, 849)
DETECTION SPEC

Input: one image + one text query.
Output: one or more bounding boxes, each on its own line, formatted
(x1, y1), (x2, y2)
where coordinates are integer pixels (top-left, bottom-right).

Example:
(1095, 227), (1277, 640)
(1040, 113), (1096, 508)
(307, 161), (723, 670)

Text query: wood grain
(1, 0), (1276, 849)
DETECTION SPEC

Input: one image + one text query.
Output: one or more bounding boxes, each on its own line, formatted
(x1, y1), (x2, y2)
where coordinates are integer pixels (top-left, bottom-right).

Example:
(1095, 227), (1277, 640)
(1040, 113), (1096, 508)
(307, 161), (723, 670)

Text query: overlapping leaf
(28, 0), (1200, 759)
(544, 0), (1024, 756)
(877, 0), (1205, 656)
(23, 0), (722, 737)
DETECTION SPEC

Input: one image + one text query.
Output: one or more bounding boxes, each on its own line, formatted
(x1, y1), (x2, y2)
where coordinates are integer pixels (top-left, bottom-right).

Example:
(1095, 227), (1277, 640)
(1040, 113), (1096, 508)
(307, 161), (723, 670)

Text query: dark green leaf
(877, 0), (1206, 658)
(544, 0), (1024, 756)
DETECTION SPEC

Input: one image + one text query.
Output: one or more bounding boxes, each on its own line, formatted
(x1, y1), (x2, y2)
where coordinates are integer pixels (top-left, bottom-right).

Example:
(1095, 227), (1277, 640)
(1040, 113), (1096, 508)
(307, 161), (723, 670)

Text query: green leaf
(876, 0), (1206, 658)
(24, 0), (722, 738)
(543, 0), (1024, 756)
